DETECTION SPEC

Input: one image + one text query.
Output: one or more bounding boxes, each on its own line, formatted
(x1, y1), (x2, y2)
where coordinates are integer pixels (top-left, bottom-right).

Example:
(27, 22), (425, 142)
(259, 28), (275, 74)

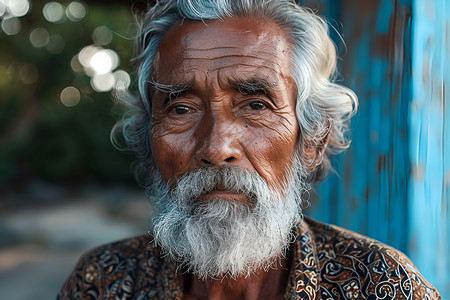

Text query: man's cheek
(152, 137), (193, 180)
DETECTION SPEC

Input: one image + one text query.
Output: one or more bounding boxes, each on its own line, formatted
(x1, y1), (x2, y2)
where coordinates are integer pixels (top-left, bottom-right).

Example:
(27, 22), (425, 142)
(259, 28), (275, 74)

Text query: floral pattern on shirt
(58, 216), (441, 299)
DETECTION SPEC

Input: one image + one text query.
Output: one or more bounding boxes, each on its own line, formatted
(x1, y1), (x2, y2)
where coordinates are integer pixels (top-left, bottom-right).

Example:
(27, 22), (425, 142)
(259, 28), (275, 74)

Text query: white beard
(145, 158), (308, 279)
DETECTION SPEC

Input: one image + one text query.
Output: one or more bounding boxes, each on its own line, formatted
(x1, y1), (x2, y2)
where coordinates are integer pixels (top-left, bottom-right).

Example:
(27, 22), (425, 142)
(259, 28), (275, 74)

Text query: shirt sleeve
(375, 248), (442, 300)
(57, 249), (106, 300)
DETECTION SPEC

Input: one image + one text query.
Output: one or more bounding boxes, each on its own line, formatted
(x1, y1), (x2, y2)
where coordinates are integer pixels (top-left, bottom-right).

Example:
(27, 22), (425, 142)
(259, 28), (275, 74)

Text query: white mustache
(167, 166), (270, 206)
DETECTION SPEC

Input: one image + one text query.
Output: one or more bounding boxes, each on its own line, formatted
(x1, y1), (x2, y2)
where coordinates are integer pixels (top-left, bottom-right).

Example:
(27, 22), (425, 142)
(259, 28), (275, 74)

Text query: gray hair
(114, 0), (358, 184)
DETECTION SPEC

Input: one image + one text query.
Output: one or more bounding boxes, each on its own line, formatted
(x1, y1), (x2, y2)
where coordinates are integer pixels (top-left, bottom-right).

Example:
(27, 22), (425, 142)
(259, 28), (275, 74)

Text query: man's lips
(197, 185), (249, 202)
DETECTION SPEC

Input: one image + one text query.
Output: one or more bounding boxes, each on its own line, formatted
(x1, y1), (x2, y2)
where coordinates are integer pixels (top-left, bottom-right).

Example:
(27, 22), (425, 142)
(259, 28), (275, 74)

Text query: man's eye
(248, 101), (266, 110)
(172, 105), (190, 115)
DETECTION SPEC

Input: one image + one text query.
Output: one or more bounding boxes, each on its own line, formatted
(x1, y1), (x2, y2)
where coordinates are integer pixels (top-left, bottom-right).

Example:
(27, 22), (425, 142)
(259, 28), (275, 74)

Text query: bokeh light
(2, 0), (30, 17)
(74, 45), (129, 92)
(60, 86), (81, 107)
(19, 64), (39, 84)
(92, 26), (112, 45)
(43, 2), (65, 23)
(90, 50), (119, 75)
(0, 2), (6, 17)
(90, 51), (113, 75)
(46, 34), (65, 54)
(0, 64), (13, 88)
(91, 73), (115, 92)
(29, 27), (50, 48)
(78, 45), (119, 75)
(66, 1), (86, 22)
(1, 17), (21, 35)
(113, 70), (131, 91)
(78, 44), (99, 76)
(70, 55), (83, 72)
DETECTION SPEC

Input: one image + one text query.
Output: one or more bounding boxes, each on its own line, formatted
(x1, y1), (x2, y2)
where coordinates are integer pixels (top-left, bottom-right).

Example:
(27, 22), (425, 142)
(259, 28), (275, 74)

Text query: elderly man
(59, 0), (441, 299)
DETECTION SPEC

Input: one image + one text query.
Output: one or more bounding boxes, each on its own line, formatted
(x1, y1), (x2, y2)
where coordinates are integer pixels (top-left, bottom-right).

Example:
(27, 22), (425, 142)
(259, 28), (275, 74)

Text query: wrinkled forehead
(154, 16), (294, 81)
(176, 16), (289, 50)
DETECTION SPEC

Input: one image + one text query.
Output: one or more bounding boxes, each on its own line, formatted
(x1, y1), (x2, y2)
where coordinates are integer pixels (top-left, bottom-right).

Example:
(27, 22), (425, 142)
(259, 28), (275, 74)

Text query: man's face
(150, 16), (299, 198)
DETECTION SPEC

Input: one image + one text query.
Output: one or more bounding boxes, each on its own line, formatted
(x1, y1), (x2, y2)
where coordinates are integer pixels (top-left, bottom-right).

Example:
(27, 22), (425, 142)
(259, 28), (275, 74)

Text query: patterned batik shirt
(58, 216), (441, 299)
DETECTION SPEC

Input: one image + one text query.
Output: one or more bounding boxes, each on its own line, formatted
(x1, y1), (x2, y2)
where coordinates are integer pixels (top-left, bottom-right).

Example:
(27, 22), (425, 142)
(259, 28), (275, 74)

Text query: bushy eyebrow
(232, 79), (274, 96)
(149, 79), (192, 106)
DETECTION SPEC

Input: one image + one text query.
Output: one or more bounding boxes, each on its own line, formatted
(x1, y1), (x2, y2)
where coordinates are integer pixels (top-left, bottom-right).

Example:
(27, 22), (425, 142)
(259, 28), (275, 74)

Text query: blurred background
(0, 1), (149, 299)
(0, 0), (448, 299)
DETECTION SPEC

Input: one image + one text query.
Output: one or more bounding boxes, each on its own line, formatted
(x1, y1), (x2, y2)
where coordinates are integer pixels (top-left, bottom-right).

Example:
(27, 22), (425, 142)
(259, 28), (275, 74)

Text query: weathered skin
(149, 16), (302, 299)
(151, 16), (299, 189)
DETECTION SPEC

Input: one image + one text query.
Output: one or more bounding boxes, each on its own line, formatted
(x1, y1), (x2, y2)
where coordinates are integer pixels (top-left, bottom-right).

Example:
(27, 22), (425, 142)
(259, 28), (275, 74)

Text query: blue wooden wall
(300, 0), (449, 297)
(410, 0), (450, 296)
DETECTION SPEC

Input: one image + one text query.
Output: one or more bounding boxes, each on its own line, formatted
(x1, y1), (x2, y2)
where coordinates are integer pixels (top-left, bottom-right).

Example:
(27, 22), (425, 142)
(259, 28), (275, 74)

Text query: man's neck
(183, 255), (291, 300)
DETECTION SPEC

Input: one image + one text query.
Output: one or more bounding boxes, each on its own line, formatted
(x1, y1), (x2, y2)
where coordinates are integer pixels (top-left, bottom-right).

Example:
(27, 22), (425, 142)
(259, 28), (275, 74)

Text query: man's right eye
(172, 105), (190, 115)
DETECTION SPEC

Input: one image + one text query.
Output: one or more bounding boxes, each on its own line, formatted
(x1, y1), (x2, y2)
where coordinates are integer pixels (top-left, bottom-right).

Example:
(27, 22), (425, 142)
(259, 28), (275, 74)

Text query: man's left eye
(248, 101), (266, 110)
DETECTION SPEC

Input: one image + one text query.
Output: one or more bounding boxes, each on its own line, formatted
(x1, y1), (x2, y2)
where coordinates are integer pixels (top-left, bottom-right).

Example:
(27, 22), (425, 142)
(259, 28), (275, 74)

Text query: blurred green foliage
(0, 1), (138, 188)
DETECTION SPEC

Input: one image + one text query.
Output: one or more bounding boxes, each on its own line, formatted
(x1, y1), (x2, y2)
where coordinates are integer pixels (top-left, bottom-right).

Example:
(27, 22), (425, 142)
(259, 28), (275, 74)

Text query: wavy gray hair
(113, 0), (358, 184)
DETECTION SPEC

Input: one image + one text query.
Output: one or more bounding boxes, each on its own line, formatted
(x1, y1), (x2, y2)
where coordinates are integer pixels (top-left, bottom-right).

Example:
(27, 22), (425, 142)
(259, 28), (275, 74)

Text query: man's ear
(302, 129), (331, 173)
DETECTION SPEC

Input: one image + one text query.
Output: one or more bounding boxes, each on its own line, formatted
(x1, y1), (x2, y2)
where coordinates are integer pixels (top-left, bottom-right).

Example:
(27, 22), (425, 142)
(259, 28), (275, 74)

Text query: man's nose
(194, 116), (243, 167)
